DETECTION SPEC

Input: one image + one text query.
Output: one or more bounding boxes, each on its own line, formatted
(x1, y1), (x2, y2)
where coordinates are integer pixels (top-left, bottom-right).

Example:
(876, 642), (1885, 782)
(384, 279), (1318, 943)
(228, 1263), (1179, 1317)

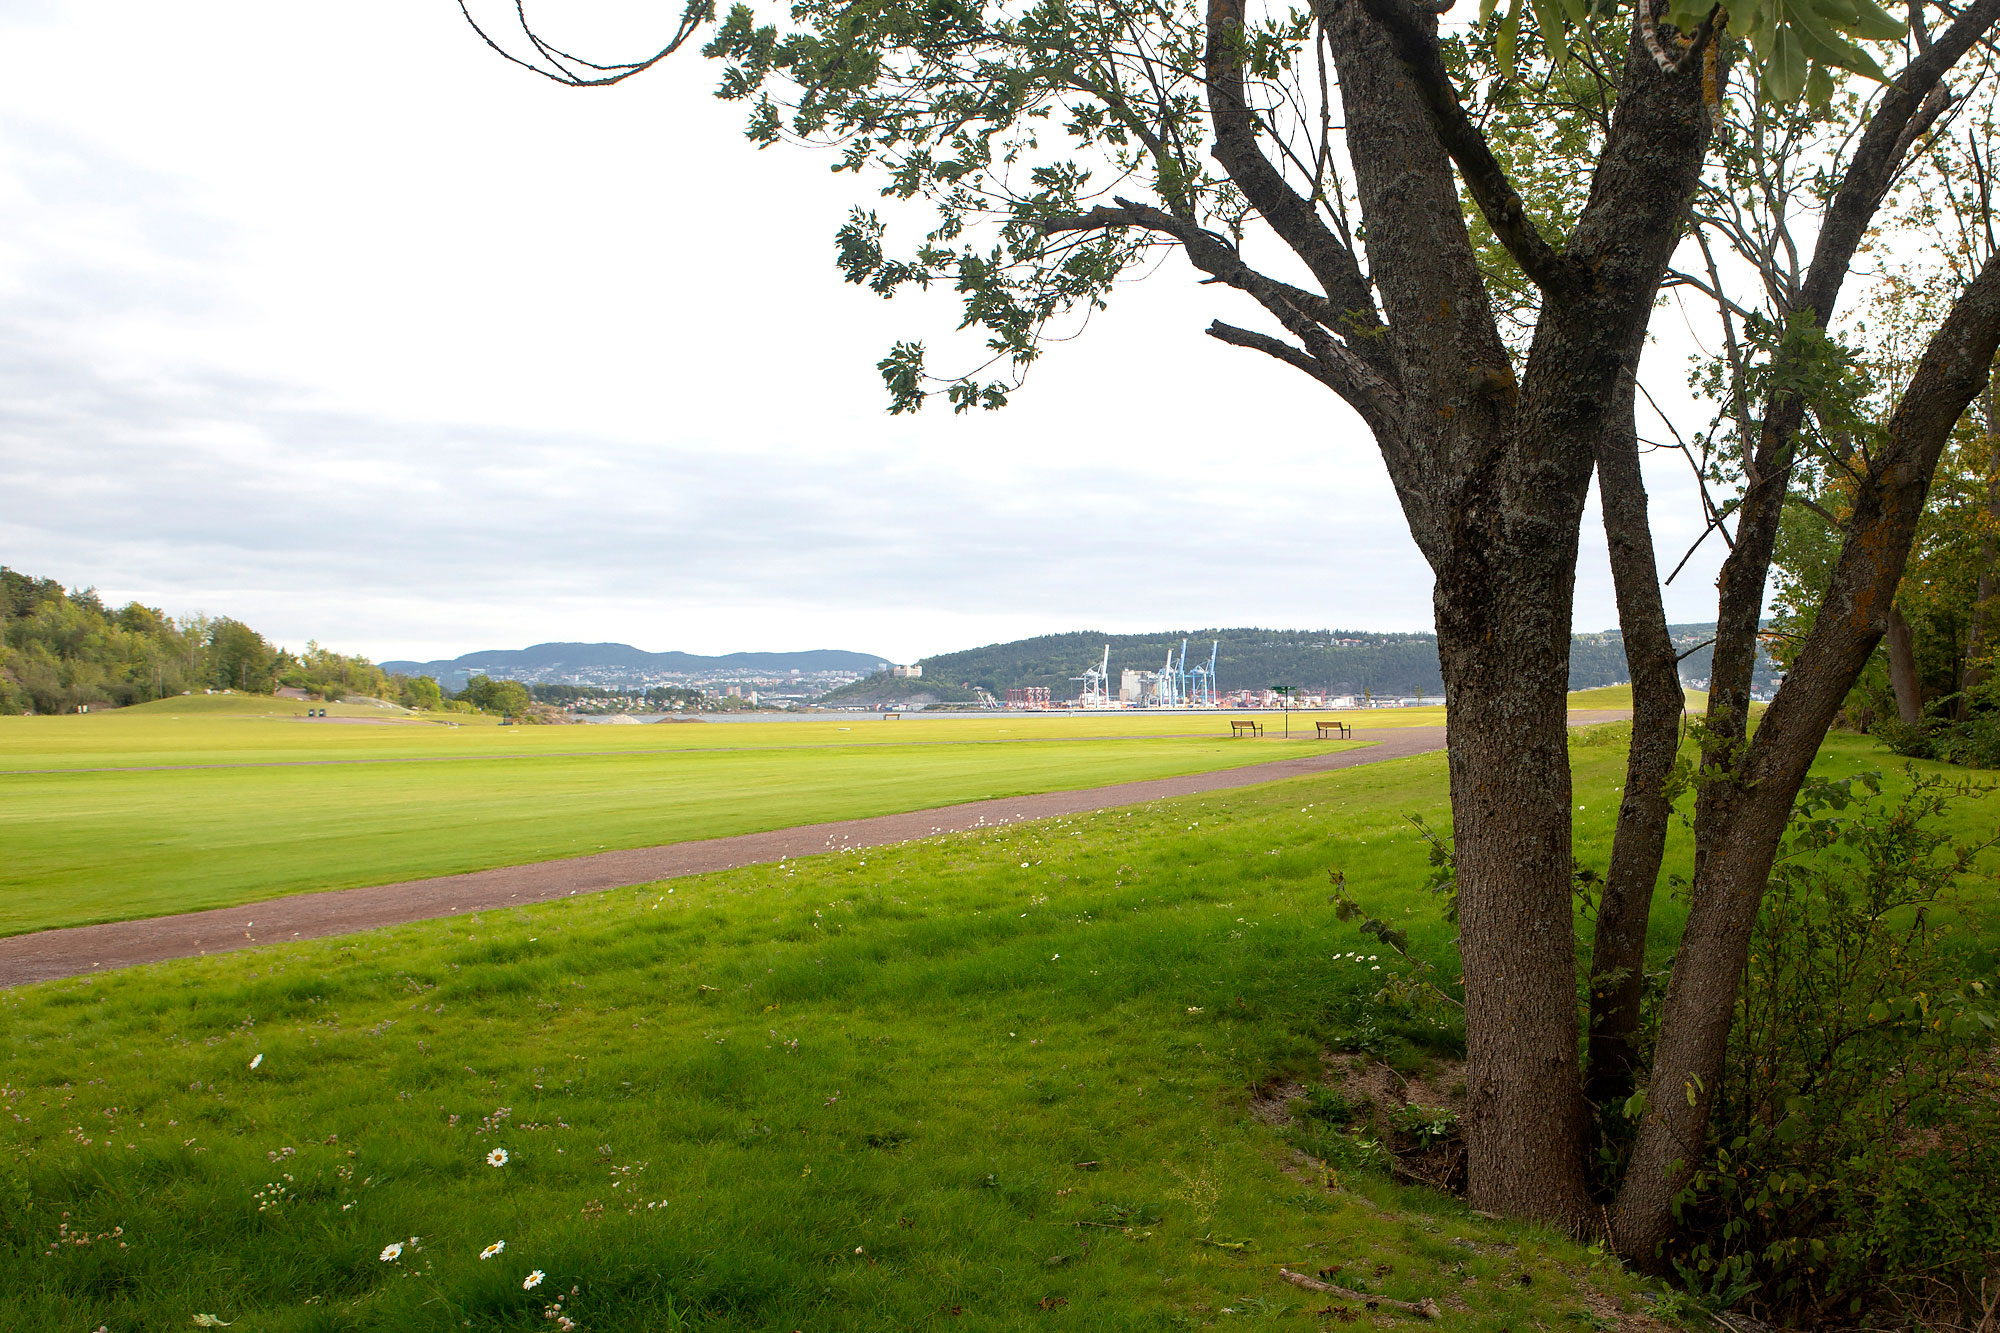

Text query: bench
(1230, 718), (1264, 737)
(1315, 719), (1352, 739)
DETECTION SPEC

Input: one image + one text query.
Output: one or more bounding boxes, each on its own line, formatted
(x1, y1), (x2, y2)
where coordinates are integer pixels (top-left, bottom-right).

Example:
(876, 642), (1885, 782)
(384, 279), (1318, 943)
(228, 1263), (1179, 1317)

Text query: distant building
(890, 663), (923, 678)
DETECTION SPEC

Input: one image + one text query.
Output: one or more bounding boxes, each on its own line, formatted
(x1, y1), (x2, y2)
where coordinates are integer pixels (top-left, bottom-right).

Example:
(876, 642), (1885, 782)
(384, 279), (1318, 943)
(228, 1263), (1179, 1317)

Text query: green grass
(1564, 684), (1706, 710)
(0, 740), (1672, 1332)
(0, 707), (1386, 936)
(8, 710), (1985, 1331)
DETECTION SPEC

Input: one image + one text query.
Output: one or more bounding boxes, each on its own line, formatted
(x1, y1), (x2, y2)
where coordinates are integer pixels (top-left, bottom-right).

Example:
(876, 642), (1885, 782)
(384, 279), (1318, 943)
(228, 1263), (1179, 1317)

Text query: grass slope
(1, 741), (1673, 1332)
(1, 710), (1387, 937)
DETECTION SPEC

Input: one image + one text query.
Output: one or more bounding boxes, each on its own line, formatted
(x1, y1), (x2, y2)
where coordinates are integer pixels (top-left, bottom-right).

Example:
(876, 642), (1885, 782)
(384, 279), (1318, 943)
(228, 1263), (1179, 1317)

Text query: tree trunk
(1886, 602), (1923, 724)
(1435, 522), (1596, 1233)
(1586, 375), (1684, 1113)
(1615, 245), (2000, 1265)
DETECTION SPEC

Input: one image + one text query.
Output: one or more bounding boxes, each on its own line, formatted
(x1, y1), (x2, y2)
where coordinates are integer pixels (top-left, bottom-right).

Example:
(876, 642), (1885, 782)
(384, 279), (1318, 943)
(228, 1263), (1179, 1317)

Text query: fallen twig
(1195, 1235), (1251, 1250)
(1278, 1268), (1440, 1319)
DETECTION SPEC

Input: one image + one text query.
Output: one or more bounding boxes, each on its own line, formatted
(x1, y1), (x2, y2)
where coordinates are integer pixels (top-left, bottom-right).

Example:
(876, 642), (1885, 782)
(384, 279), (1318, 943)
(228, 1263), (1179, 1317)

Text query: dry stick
(1277, 1268), (1441, 1319)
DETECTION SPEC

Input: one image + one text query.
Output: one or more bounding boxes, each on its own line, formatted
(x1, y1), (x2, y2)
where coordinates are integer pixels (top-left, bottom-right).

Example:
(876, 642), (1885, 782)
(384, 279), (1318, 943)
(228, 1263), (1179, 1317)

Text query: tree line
(2, 566), (436, 716)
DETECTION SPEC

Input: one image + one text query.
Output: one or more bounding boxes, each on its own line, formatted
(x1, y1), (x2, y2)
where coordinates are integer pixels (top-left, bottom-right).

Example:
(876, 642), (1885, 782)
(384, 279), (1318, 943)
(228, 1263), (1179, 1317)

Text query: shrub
(1666, 770), (2000, 1326)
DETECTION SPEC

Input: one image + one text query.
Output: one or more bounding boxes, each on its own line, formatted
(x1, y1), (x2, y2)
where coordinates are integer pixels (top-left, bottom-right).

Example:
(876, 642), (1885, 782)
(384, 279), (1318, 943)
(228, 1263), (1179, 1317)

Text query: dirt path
(0, 713), (1626, 988)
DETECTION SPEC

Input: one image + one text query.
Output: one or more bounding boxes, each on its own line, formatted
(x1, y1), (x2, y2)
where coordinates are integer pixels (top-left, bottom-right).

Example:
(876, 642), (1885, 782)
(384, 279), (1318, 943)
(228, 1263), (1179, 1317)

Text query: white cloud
(0, 1), (1731, 664)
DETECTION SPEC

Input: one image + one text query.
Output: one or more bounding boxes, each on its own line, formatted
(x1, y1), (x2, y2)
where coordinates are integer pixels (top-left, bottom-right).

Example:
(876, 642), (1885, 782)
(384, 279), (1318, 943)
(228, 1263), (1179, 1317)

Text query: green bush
(1668, 770), (2000, 1325)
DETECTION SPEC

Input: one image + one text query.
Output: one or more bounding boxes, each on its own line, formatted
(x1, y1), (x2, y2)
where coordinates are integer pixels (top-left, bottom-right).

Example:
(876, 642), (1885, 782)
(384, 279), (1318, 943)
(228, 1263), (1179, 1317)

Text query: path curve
(0, 713), (1627, 988)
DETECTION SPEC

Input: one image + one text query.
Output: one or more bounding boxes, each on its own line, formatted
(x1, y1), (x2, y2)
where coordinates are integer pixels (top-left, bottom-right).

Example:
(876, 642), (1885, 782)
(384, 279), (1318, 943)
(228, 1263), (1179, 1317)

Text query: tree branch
(456, 0), (708, 86)
(1202, 0), (1389, 355)
(1346, 0), (1568, 291)
(1800, 0), (2000, 322)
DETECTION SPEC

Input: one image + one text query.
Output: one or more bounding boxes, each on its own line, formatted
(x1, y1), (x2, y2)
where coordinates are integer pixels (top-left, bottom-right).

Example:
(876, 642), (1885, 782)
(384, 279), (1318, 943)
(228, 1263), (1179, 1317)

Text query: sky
(0, 0), (1736, 665)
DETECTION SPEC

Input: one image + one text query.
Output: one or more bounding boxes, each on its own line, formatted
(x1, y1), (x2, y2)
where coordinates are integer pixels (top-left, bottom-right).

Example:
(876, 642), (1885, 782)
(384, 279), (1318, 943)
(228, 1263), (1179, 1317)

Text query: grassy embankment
(1, 698), (1405, 937)
(1, 708), (1991, 1330)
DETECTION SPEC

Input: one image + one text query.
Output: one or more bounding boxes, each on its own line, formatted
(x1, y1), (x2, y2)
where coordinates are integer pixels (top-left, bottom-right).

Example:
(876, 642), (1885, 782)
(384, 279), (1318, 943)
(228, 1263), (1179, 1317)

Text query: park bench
(1230, 718), (1264, 737)
(1315, 719), (1352, 739)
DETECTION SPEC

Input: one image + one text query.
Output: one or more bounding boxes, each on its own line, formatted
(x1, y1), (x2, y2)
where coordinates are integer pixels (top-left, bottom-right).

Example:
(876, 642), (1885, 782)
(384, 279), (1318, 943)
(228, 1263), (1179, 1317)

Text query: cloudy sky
(0, 1), (1734, 664)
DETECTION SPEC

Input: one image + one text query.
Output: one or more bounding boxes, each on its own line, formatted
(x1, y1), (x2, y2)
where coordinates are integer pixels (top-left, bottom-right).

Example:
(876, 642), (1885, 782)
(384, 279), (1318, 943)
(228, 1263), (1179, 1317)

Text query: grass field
(1, 709), (1992, 1331)
(2, 735), (1627, 1333)
(0, 699), (1401, 937)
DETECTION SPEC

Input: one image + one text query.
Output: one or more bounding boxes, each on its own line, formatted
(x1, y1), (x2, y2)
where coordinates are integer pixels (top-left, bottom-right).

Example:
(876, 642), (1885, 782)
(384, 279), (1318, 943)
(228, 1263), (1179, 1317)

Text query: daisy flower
(523, 1270), (545, 1290)
(379, 1242), (404, 1262)
(249, 1054), (263, 1070)
(487, 1148), (509, 1167)
(480, 1241), (505, 1260)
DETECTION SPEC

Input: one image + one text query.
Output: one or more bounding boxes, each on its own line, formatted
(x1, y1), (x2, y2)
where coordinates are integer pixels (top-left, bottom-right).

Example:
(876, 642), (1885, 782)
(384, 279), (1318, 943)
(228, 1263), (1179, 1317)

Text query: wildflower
(1020, 861), (1029, 869)
(249, 1054), (263, 1070)
(487, 1148), (509, 1167)
(480, 1240), (505, 1260)
(524, 1270), (545, 1290)
(379, 1242), (404, 1262)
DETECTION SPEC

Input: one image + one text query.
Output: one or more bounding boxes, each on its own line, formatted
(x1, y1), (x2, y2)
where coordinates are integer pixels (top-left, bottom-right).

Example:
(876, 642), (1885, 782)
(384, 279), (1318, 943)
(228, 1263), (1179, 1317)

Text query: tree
(398, 674), (445, 711)
(465, 0), (2000, 1253)
(459, 674), (531, 716)
(206, 618), (278, 694)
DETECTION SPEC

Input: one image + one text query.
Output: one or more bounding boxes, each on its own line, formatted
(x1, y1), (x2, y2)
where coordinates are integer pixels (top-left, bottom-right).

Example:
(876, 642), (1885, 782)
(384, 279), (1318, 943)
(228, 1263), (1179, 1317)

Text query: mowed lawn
(4, 737), (1650, 1333)
(0, 698), (1396, 936)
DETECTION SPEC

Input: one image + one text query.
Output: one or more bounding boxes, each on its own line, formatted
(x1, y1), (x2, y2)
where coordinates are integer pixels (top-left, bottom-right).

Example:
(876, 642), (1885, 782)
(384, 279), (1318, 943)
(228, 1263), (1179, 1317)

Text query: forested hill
(1, 565), (393, 715)
(379, 643), (888, 687)
(900, 626), (1777, 699)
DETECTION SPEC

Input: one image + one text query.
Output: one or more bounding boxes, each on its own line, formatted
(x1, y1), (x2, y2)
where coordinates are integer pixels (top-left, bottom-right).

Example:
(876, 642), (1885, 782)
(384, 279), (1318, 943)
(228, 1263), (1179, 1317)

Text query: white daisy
(379, 1242), (403, 1262)
(480, 1241), (505, 1260)
(487, 1148), (509, 1167)
(523, 1270), (545, 1290)
(249, 1054), (263, 1070)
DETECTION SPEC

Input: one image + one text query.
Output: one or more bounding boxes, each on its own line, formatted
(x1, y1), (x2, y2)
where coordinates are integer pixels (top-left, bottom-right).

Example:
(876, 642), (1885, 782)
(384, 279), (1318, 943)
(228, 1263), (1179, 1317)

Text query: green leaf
(1528, 0), (1567, 64)
(1496, 0), (1524, 69)
(1763, 23), (1808, 103)
(1786, 0), (1891, 82)
(1806, 60), (1834, 112)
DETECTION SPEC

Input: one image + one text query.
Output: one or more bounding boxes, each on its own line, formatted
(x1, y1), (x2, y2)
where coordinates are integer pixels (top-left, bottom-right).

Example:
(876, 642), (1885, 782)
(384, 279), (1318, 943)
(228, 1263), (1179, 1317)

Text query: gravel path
(0, 714), (1626, 988)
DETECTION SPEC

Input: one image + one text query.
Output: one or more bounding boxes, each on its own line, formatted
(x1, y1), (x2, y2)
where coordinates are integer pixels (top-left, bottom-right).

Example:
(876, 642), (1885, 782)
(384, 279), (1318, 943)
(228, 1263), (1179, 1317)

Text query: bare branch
(457, 0), (709, 87)
(1203, 0), (1388, 350)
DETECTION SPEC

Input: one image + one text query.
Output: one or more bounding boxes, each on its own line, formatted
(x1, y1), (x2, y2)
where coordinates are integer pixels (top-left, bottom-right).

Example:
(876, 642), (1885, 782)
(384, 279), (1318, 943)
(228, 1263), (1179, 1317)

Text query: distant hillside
(885, 626), (1777, 701)
(380, 642), (890, 688)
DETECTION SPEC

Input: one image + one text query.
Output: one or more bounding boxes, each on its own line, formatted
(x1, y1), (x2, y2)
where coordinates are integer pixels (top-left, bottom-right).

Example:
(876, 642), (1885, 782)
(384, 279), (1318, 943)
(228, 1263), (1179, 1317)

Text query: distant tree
(398, 674), (445, 711)
(458, 674), (532, 716)
(206, 619), (277, 693)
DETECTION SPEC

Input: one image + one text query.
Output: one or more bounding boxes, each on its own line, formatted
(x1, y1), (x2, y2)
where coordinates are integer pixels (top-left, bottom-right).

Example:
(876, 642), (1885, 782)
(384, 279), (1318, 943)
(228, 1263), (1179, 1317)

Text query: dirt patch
(1255, 1054), (1469, 1194)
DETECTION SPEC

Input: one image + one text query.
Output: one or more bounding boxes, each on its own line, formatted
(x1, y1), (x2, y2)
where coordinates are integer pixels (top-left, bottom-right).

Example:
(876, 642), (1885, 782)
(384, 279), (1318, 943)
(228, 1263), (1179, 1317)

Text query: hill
(379, 642), (890, 689)
(848, 625), (1777, 702)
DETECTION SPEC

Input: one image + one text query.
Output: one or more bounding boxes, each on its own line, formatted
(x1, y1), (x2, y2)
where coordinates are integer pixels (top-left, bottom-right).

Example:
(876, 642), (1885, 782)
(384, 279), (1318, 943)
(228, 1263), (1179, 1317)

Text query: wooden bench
(1230, 718), (1264, 737)
(1315, 719), (1352, 739)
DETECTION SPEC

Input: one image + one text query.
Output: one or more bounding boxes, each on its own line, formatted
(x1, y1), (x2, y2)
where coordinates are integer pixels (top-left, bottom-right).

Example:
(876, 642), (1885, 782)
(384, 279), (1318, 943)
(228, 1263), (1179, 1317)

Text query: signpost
(1271, 684), (1296, 738)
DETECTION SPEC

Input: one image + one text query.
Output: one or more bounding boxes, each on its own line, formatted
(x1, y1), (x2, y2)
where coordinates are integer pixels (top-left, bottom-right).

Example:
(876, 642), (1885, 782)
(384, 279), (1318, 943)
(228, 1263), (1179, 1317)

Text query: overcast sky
(0, 1), (1736, 664)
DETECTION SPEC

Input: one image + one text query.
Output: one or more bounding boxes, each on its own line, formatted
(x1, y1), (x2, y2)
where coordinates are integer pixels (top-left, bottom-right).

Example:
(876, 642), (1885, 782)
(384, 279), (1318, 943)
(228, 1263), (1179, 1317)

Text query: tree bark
(1436, 524), (1598, 1230)
(1586, 373), (1685, 1114)
(1615, 246), (2000, 1264)
(1886, 602), (1924, 724)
